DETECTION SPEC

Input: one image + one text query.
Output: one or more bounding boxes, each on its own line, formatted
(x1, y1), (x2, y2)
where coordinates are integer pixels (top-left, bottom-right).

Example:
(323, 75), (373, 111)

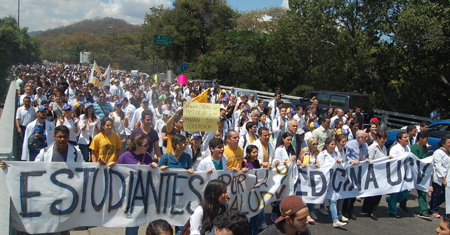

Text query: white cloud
(281, 0), (289, 9)
(0, 0), (172, 31)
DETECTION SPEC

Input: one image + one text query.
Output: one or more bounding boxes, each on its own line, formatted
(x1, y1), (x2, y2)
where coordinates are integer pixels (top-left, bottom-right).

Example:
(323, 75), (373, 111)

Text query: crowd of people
(2, 63), (449, 235)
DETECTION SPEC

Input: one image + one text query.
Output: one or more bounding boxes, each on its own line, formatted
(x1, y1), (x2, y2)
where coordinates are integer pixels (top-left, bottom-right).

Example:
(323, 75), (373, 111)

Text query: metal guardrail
(219, 85), (431, 131)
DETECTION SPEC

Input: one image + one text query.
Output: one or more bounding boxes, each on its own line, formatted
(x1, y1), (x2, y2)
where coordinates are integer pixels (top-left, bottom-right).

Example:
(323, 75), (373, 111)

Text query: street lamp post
(109, 26), (115, 58)
(90, 33), (94, 62)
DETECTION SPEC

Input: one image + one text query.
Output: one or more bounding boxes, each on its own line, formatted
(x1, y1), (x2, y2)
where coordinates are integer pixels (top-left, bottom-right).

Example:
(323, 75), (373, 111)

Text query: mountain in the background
(34, 17), (141, 42)
(28, 30), (43, 36)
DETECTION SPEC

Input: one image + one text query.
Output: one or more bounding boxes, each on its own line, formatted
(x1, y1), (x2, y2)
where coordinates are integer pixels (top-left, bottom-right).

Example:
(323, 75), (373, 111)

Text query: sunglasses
(140, 142), (149, 147)
(176, 141), (188, 146)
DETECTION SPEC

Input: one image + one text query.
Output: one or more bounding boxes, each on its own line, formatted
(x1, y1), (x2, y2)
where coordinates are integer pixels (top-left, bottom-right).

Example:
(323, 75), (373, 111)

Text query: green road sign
(154, 35), (173, 46)
(69, 50), (78, 55)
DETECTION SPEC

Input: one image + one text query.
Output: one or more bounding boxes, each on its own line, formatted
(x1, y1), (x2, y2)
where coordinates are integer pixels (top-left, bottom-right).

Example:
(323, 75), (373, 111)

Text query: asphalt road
(70, 190), (442, 235)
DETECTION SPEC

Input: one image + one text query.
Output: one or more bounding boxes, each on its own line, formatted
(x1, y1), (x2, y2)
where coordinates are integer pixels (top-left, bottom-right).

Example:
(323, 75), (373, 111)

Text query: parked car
(298, 91), (374, 125)
(231, 88), (259, 101)
(189, 80), (215, 89)
(385, 120), (450, 154)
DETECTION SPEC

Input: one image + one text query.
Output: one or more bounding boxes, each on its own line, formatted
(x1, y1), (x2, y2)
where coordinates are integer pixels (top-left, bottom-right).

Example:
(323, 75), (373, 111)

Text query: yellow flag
(191, 88), (210, 103)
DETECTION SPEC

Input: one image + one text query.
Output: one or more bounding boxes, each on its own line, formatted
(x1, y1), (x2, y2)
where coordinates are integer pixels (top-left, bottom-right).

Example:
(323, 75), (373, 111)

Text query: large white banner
(296, 153), (433, 203)
(3, 161), (297, 234)
(88, 61), (110, 89)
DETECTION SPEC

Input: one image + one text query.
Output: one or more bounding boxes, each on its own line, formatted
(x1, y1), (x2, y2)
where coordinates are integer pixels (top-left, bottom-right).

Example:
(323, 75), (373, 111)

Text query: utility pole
(18, 0), (20, 27)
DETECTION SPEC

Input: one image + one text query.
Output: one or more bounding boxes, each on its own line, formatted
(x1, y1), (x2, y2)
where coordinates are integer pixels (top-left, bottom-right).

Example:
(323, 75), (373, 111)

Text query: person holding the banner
(117, 134), (158, 235)
(93, 92), (114, 120)
(90, 117), (122, 164)
(259, 195), (311, 235)
(186, 132), (206, 171)
(298, 137), (320, 222)
(343, 130), (369, 220)
(274, 132), (296, 164)
(362, 130), (389, 220)
(411, 131), (432, 219)
(197, 138), (227, 173)
(190, 179), (228, 235)
(146, 220), (174, 235)
(316, 137), (347, 228)
(130, 110), (161, 162)
(429, 137), (450, 218)
(224, 130), (248, 172)
(158, 134), (194, 173)
(386, 132), (411, 218)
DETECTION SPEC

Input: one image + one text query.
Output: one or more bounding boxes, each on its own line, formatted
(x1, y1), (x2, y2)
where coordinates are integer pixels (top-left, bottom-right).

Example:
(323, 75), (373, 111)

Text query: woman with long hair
(274, 132), (296, 164)
(257, 99), (264, 113)
(56, 104), (79, 145)
(303, 106), (312, 129)
(49, 91), (64, 119)
(190, 179), (228, 235)
(317, 137), (347, 228)
(298, 136), (320, 223)
(89, 117), (123, 164)
(73, 101), (85, 118)
(365, 123), (378, 146)
(158, 134), (194, 173)
(110, 101), (130, 153)
(117, 134), (158, 235)
(186, 132), (205, 171)
(348, 119), (359, 140)
(77, 103), (100, 162)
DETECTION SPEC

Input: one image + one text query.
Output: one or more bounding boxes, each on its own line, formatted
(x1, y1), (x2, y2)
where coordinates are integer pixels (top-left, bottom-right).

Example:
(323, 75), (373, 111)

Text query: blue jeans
(249, 210), (266, 235)
(125, 227), (139, 235)
(307, 204), (315, 214)
(79, 144), (90, 162)
(386, 190), (409, 214)
(430, 182), (445, 214)
(121, 137), (128, 154)
(329, 199), (344, 222)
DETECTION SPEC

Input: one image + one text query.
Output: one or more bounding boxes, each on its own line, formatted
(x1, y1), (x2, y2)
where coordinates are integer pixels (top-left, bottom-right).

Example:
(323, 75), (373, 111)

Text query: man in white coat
(244, 127), (274, 168)
(197, 138), (227, 172)
(35, 125), (84, 163)
(22, 105), (55, 161)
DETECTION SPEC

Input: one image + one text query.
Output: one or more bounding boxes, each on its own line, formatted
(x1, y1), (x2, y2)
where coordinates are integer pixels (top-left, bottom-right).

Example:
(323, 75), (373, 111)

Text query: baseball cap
(274, 195), (308, 223)
(36, 105), (48, 112)
(63, 104), (72, 110)
(36, 87), (43, 92)
(142, 98), (149, 103)
(174, 85), (180, 90)
(115, 100), (122, 106)
(309, 122), (320, 128)
(287, 107), (296, 114)
(370, 118), (379, 123)
(222, 98), (228, 102)
(151, 84), (158, 88)
(241, 108), (248, 112)
(220, 117), (227, 122)
(192, 132), (202, 139)
(85, 102), (94, 109)
(74, 101), (85, 109)
(163, 110), (171, 116)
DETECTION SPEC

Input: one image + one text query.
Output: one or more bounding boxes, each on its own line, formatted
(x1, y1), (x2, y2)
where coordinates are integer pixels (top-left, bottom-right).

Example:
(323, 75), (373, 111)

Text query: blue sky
(0, 0), (288, 32)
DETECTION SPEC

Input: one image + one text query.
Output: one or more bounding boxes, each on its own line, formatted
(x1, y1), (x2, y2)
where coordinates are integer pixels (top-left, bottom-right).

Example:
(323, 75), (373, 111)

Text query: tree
(0, 16), (40, 100)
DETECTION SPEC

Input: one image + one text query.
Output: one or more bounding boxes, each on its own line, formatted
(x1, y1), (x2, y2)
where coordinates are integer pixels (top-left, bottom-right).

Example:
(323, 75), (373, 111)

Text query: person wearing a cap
(259, 195), (311, 235)
(93, 92), (114, 120)
(110, 79), (119, 97)
(34, 87), (48, 107)
(233, 93), (250, 114)
(186, 132), (208, 171)
(21, 105), (55, 161)
(286, 107), (296, 120)
(56, 104), (80, 145)
(109, 100), (130, 150)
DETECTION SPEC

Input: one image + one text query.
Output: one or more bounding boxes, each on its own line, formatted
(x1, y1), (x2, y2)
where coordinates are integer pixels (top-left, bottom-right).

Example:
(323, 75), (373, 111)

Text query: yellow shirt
(224, 145), (244, 170)
(248, 134), (256, 144)
(262, 144), (269, 162)
(90, 132), (123, 163)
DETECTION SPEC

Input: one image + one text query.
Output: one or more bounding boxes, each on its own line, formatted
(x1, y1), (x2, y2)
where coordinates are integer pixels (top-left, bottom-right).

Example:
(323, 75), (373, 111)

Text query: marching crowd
(2, 63), (450, 235)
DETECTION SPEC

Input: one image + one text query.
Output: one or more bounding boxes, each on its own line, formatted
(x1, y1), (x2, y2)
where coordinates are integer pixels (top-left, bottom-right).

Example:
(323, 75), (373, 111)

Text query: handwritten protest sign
(296, 153), (433, 203)
(183, 103), (220, 132)
(3, 161), (297, 234)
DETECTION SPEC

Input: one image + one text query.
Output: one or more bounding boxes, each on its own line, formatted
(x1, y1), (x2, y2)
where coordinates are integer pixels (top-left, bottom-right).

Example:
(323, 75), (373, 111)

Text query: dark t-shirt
(117, 151), (153, 165)
(52, 146), (68, 162)
(243, 159), (261, 169)
(130, 127), (159, 154)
